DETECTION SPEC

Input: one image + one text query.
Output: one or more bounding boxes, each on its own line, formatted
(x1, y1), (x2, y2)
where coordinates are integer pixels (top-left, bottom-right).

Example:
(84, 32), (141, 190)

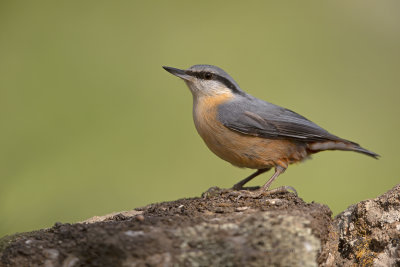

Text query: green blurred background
(1, 1), (399, 237)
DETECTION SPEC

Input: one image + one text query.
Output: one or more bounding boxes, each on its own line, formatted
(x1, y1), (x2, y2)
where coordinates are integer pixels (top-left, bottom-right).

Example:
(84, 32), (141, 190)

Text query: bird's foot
(266, 185), (297, 197)
(228, 185), (298, 200)
(231, 185), (260, 191)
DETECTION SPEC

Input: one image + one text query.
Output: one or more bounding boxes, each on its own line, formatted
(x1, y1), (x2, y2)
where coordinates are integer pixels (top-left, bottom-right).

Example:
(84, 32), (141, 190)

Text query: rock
(323, 184), (400, 267)
(1, 185), (399, 267)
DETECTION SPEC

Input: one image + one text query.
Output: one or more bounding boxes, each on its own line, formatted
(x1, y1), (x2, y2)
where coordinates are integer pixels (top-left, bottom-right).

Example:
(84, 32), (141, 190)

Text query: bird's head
(163, 65), (244, 98)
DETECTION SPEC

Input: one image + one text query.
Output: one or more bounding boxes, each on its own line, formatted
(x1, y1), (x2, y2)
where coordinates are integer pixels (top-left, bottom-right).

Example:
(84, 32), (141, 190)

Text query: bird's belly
(193, 95), (308, 169)
(197, 122), (306, 169)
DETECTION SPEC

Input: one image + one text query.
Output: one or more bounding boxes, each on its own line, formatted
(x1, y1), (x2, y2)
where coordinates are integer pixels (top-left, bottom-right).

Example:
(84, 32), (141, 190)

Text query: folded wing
(218, 96), (345, 143)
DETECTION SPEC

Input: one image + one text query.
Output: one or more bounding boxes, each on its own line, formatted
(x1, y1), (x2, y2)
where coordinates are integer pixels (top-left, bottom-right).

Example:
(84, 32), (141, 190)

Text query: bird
(163, 64), (379, 196)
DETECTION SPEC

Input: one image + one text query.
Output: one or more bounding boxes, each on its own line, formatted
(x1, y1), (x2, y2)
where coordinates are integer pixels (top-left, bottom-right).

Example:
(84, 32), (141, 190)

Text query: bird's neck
(192, 92), (234, 115)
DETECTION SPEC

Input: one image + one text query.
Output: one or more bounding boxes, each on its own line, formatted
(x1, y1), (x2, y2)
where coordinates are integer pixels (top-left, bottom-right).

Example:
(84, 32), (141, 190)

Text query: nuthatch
(163, 65), (379, 196)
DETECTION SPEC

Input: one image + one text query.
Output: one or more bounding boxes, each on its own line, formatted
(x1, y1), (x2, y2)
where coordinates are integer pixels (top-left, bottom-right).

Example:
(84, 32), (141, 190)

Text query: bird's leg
(255, 165), (298, 196)
(259, 165), (286, 192)
(229, 166), (294, 199)
(232, 168), (271, 190)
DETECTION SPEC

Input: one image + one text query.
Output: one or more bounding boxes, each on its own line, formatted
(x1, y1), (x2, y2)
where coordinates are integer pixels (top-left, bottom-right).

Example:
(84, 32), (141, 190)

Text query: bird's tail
(308, 140), (379, 159)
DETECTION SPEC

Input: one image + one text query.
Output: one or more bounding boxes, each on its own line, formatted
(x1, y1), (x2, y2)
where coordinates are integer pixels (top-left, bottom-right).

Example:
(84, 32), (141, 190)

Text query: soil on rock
(0, 187), (333, 267)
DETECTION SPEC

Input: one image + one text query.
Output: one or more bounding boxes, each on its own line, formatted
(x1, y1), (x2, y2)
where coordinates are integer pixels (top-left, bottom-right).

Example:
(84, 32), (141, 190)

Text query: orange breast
(193, 94), (308, 169)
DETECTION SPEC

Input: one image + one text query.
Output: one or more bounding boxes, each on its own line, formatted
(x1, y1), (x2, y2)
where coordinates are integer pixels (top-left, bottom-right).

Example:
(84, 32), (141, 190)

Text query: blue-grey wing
(217, 96), (346, 143)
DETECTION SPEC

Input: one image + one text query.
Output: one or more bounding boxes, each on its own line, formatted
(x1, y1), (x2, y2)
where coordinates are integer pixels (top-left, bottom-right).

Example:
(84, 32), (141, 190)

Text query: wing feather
(218, 96), (349, 143)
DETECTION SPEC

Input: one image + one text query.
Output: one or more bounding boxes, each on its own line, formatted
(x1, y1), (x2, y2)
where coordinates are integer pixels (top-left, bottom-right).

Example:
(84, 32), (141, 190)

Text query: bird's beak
(163, 66), (191, 81)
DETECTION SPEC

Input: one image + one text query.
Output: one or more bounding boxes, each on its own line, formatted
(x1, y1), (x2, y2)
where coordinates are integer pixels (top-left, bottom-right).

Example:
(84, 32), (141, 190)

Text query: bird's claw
(231, 185), (260, 191)
(227, 185), (298, 200)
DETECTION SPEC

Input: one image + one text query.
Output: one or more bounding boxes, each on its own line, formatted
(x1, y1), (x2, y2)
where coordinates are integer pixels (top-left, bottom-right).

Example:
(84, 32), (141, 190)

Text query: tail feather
(350, 145), (380, 159)
(308, 140), (379, 159)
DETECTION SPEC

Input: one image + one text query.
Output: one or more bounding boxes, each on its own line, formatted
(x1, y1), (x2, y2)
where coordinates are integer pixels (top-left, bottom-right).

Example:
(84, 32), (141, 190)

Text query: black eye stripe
(186, 71), (211, 80)
(185, 70), (245, 96)
(204, 72), (212, 79)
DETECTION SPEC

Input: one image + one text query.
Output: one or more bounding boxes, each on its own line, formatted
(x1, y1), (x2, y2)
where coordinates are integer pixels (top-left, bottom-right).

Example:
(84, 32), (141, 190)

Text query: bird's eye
(204, 72), (213, 80)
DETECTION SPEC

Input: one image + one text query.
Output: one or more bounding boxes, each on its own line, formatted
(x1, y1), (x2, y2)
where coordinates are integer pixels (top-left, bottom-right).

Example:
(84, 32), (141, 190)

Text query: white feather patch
(309, 141), (350, 151)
